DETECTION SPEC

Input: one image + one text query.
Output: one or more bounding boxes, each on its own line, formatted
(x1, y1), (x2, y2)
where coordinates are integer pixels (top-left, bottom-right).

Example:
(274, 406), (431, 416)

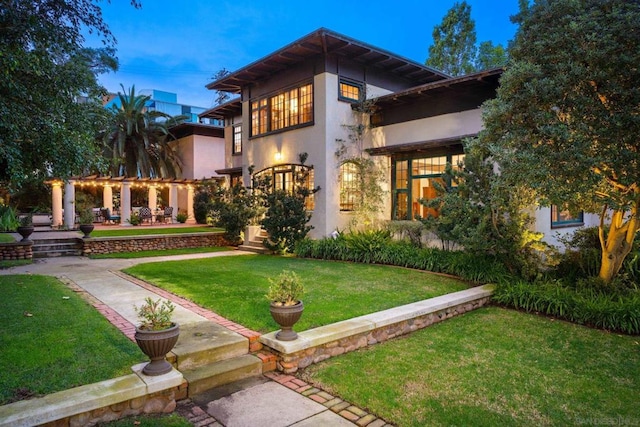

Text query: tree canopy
(0, 0), (140, 190)
(480, 0), (640, 283)
(426, 1), (507, 76)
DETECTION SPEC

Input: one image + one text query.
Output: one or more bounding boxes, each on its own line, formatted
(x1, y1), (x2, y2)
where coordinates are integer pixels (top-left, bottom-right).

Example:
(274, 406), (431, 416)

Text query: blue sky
(94, 0), (520, 108)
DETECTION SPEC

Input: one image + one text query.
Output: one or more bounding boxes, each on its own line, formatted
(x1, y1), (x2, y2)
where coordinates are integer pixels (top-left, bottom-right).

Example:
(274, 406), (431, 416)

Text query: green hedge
(294, 234), (509, 284)
(493, 281), (640, 335)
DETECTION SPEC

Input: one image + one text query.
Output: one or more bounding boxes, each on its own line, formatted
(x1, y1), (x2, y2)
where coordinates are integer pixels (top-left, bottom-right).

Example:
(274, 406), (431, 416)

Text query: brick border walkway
(61, 271), (393, 427)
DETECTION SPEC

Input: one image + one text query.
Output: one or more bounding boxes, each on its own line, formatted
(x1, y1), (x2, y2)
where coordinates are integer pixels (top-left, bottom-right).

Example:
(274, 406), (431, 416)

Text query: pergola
(47, 175), (201, 228)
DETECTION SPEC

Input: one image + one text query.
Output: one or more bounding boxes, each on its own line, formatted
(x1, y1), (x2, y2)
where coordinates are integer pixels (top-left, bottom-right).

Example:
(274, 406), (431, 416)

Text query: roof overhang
(366, 134), (475, 156)
(200, 98), (242, 120)
(207, 28), (450, 94)
(169, 122), (224, 139)
(215, 167), (243, 176)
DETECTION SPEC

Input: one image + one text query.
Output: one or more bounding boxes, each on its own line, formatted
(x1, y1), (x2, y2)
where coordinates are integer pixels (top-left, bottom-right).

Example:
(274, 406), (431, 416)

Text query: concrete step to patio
(237, 242), (271, 254)
(182, 354), (262, 397)
(170, 321), (263, 396)
(172, 322), (249, 372)
(31, 238), (82, 258)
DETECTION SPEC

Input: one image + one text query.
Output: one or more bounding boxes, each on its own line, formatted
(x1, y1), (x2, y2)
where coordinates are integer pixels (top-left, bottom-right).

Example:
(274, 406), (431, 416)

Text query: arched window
(339, 162), (359, 211)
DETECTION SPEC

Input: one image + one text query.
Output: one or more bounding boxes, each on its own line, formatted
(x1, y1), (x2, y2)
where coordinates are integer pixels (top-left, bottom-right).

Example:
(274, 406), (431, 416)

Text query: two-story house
(201, 28), (597, 244)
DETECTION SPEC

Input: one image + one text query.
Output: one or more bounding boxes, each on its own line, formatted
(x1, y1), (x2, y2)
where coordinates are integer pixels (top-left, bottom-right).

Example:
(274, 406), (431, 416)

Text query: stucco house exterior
(200, 27), (598, 245)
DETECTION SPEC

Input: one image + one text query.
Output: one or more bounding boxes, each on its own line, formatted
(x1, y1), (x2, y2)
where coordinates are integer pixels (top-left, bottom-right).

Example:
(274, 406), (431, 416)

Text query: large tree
(101, 86), (185, 178)
(480, 0), (640, 283)
(0, 0), (140, 190)
(425, 1), (508, 75)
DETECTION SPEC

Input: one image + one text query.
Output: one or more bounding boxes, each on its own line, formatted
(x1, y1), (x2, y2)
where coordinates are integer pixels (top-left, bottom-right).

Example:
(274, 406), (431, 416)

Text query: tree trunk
(598, 203), (639, 284)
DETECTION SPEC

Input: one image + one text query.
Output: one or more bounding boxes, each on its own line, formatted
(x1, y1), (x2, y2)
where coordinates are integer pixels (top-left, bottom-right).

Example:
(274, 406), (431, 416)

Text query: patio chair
(139, 207), (153, 225)
(163, 206), (173, 224)
(100, 208), (120, 224)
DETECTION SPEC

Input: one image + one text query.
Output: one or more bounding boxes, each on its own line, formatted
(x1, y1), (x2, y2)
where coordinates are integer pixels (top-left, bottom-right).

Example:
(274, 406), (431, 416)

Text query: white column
(103, 185), (113, 211)
(51, 182), (63, 227)
(186, 185), (195, 224)
(63, 181), (75, 229)
(121, 181), (132, 226)
(148, 186), (157, 211)
(169, 183), (178, 222)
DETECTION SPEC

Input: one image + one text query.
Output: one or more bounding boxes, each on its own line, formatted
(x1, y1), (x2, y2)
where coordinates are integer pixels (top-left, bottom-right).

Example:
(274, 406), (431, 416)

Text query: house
(201, 28), (598, 245)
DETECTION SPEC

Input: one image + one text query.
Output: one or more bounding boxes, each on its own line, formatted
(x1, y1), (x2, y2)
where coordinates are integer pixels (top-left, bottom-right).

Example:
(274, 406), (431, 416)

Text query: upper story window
(251, 83), (313, 137)
(339, 78), (364, 103)
(233, 125), (242, 155)
(551, 205), (584, 228)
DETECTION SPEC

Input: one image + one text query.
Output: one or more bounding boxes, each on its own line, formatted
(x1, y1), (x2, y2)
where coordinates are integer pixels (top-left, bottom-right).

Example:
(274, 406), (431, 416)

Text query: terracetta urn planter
(269, 301), (304, 341)
(134, 323), (180, 376)
(79, 224), (94, 238)
(17, 226), (34, 242)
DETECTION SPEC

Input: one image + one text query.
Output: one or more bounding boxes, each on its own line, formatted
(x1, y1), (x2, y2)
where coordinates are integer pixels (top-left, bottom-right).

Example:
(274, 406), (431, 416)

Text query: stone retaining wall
(0, 241), (32, 261)
(40, 387), (179, 427)
(260, 286), (494, 374)
(82, 232), (232, 255)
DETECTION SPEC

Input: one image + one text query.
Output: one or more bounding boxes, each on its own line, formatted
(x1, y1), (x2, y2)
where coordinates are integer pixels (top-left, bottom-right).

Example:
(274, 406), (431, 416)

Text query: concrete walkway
(1, 252), (364, 426)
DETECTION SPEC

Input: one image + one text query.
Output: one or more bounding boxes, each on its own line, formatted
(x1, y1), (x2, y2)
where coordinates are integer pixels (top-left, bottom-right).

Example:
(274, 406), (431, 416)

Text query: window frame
(232, 124), (242, 155)
(338, 78), (364, 103)
(250, 82), (314, 138)
(339, 161), (359, 211)
(551, 205), (584, 228)
(253, 164), (315, 211)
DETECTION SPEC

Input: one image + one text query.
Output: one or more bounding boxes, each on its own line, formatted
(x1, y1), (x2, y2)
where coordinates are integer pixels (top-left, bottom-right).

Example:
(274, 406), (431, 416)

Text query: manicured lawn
(0, 275), (143, 405)
(0, 233), (16, 243)
(124, 254), (469, 333)
(90, 246), (233, 259)
(299, 306), (640, 427)
(90, 226), (223, 237)
(0, 259), (31, 269)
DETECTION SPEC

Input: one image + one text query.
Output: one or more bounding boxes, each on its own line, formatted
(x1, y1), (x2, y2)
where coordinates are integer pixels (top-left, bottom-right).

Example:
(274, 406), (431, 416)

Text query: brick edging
(111, 270), (263, 351)
(266, 372), (394, 427)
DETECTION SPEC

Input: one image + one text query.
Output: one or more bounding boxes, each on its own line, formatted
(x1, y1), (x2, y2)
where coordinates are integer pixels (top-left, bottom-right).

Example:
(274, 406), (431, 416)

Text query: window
(232, 125), (242, 154)
(339, 79), (364, 102)
(551, 205), (584, 228)
(253, 164), (315, 210)
(250, 83), (313, 136)
(339, 162), (359, 211)
(392, 153), (465, 220)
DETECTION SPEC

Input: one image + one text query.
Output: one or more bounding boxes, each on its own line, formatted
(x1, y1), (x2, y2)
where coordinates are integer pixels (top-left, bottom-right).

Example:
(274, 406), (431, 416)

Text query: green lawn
(0, 275), (143, 405)
(90, 226), (223, 237)
(90, 246), (232, 259)
(100, 414), (191, 426)
(299, 306), (640, 427)
(0, 233), (16, 243)
(124, 254), (469, 333)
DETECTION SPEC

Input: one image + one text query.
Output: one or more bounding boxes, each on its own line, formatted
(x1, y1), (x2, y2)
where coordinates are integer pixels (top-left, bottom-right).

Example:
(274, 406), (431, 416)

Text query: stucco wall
(533, 206), (600, 249)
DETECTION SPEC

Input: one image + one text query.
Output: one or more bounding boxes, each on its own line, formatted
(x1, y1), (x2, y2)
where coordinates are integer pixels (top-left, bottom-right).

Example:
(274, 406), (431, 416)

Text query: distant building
(104, 89), (223, 126)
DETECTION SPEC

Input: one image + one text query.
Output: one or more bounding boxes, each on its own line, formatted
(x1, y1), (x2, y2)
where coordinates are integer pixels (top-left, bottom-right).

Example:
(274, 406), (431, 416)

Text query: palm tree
(101, 85), (186, 178)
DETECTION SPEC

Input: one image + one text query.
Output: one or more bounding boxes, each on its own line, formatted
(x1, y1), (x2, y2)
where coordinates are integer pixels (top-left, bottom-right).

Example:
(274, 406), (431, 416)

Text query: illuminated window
(339, 79), (364, 102)
(250, 83), (313, 136)
(551, 205), (584, 228)
(232, 125), (242, 154)
(339, 162), (359, 211)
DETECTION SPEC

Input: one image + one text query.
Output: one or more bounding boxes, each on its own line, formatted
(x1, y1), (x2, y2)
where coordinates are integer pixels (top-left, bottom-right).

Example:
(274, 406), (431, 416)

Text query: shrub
(493, 280), (640, 335)
(176, 212), (188, 224)
(266, 270), (304, 306)
(0, 205), (19, 232)
(128, 212), (142, 226)
(209, 182), (258, 244)
(385, 220), (424, 247)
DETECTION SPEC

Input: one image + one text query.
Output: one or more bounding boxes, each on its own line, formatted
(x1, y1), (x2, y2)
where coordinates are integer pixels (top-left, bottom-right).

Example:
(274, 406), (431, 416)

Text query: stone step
(33, 249), (83, 258)
(237, 244), (271, 254)
(172, 322), (249, 372)
(32, 237), (81, 245)
(31, 238), (83, 258)
(182, 354), (262, 397)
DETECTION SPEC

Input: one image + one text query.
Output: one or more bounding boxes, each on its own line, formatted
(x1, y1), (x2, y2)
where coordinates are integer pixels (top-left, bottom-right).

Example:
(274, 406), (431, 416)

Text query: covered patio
(47, 175), (199, 228)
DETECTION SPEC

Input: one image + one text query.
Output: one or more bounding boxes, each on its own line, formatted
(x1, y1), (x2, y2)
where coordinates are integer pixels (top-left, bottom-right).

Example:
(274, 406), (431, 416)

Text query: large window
(392, 153), (464, 220)
(339, 162), (359, 211)
(253, 164), (315, 210)
(339, 78), (364, 103)
(251, 83), (313, 136)
(551, 205), (584, 228)
(233, 125), (242, 154)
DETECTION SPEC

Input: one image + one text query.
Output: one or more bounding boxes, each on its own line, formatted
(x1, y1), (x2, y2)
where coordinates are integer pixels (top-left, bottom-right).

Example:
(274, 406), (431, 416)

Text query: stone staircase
(31, 237), (82, 258)
(238, 228), (271, 254)
(171, 321), (262, 397)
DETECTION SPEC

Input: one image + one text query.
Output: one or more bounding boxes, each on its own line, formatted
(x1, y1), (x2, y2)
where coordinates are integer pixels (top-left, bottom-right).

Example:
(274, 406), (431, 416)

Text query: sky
(92, 0), (521, 109)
